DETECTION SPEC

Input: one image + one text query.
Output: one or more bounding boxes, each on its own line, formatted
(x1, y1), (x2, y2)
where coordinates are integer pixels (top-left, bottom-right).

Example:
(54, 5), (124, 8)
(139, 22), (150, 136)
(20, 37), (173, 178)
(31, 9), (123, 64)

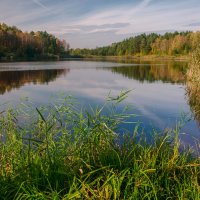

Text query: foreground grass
(0, 97), (199, 200)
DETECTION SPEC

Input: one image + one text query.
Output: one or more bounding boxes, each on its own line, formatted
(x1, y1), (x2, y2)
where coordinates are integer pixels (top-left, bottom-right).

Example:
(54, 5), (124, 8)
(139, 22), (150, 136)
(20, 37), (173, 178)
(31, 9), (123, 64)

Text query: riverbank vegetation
(0, 23), (70, 61)
(186, 46), (200, 125)
(0, 96), (199, 199)
(71, 31), (200, 58)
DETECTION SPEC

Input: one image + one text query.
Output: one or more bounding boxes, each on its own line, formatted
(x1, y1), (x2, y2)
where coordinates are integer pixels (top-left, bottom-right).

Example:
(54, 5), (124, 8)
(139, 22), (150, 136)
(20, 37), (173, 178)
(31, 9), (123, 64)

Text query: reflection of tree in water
(0, 69), (69, 95)
(105, 61), (187, 84)
(104, 59), (199, 125)
(186, 82), (200, 125)
(186, 48), (200, 125)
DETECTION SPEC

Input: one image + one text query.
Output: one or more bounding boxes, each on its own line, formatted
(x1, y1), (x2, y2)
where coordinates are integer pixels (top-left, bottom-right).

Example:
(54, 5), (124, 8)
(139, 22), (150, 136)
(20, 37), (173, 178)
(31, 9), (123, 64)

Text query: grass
(187, 46), (200, 83)
(186, 46), (200, 125)
(0, 94), (199, 200)
(80, 54), (190, 62)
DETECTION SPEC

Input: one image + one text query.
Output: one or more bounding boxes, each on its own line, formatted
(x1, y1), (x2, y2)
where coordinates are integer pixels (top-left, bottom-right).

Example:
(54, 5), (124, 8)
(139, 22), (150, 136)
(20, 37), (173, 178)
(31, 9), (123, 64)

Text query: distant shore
(79, 54), (190, 62)
(0, 55), (81, 63)
(0, 54), (190, 63)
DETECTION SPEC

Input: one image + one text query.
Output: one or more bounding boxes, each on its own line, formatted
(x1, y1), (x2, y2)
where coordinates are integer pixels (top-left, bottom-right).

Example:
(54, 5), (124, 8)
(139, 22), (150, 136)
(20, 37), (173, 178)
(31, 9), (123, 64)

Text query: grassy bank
(187, 47), (200, 82)
(0, 55), (79, 63)
(186, 46), (200, 126)
(0, 96), (199, 200)
(79, 54), (190, 62)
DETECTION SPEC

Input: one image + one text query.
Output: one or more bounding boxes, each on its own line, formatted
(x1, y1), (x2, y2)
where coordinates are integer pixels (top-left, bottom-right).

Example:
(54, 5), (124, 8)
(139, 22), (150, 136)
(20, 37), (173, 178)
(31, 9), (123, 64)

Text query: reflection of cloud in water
(136, 106), (166, 129)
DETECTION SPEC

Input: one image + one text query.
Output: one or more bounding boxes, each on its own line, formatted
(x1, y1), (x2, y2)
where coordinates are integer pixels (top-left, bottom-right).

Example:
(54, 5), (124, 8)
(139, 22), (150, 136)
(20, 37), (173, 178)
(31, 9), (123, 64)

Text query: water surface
(0, 60), (199, 142)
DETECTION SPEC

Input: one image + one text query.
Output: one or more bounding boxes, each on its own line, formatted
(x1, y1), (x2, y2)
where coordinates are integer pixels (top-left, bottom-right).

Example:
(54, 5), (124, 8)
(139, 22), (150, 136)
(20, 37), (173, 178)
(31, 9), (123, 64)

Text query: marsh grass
(0, 95), (199, 200)
(186, 46), (200, 126)
(187, 46), (200, 83)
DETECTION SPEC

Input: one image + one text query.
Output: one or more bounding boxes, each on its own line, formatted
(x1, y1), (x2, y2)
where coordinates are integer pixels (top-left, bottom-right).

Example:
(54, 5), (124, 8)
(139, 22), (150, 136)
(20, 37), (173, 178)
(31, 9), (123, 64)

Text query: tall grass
(0, 96), (199, 200)
(187, 46), (200, 82)
(186, 46), (200, 125)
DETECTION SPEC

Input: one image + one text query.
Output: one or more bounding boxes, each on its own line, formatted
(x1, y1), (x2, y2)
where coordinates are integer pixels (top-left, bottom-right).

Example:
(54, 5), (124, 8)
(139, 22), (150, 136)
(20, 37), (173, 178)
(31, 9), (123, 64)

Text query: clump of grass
(186, 46), (200, 125)
(0, 96), (199, 200)
(187, 46), (200, 82)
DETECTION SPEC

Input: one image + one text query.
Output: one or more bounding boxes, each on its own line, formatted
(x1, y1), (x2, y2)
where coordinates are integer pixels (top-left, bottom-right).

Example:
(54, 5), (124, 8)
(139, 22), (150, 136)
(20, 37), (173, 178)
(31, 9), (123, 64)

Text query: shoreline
(79, 54), (190, 62)
(0, 55), (190, 63)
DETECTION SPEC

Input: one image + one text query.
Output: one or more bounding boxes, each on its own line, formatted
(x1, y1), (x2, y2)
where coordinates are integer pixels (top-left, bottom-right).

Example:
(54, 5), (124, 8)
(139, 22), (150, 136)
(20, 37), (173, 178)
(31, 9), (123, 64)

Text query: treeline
(71, 31), (200, 57)
(0, 23), (70, 60)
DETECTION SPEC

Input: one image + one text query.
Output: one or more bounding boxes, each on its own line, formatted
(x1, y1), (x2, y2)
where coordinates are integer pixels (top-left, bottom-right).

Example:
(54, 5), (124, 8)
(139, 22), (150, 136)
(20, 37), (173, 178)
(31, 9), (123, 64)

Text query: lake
(0, 60), (199, 144)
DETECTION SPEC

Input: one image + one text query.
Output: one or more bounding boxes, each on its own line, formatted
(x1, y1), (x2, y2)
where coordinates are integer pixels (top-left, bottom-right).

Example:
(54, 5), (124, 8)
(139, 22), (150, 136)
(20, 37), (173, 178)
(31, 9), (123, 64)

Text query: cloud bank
(0, 0), (200, 48)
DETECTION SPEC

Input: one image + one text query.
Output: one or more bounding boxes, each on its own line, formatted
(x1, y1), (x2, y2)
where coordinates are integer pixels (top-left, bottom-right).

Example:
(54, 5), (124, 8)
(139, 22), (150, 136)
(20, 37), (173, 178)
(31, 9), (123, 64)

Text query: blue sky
(0, 0), (200, 48)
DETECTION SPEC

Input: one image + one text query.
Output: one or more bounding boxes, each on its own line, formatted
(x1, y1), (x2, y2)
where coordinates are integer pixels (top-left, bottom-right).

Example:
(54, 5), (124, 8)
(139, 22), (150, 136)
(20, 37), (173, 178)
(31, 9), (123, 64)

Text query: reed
(0, 96), (199, 200)
(186, 46), (200, 125)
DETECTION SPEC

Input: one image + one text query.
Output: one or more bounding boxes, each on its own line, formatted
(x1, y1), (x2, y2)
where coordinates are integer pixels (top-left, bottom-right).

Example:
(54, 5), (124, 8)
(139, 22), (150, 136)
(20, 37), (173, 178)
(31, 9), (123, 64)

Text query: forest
(71, 31), (200, 57)
(1, 23), (200, 60)
(0, 23), (70, 60)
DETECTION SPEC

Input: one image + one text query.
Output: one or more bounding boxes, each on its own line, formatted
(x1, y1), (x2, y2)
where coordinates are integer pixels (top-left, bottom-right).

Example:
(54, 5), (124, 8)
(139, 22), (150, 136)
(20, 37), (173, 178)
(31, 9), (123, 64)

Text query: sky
(0, 0), (200, 48)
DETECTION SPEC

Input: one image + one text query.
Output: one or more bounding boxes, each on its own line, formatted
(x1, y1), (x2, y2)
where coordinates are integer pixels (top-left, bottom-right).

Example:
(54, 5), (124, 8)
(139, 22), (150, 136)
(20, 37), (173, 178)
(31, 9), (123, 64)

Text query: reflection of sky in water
(0, 61), (137, 71)
(0, 61), (199, 141)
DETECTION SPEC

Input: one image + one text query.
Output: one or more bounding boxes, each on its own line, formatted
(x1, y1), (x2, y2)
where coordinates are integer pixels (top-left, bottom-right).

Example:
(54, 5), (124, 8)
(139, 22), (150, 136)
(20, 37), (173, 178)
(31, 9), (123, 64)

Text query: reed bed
(0, 95), (199, 200)
(186, 46), (200, 125)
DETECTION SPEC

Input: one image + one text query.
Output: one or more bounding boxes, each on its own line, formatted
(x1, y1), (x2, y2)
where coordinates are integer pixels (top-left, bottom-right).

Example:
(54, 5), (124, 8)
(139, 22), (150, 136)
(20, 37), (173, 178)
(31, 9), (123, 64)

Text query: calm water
(0, 60), (199, 142)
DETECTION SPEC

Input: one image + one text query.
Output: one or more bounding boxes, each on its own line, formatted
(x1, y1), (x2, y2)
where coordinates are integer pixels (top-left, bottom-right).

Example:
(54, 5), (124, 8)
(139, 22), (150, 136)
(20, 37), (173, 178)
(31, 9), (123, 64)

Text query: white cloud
(0, 0), (200, 47)
(32, 0), (48, 9)
(73, 0), (200, 36)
